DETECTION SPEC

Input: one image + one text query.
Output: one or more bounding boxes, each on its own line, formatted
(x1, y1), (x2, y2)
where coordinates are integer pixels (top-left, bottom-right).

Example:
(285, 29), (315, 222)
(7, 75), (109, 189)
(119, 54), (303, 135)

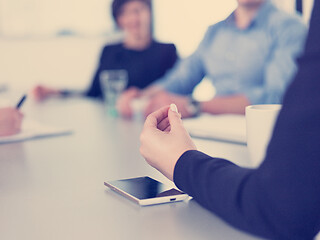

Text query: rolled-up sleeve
(155, 54), (205, 95)
(154, 27), (218, 95)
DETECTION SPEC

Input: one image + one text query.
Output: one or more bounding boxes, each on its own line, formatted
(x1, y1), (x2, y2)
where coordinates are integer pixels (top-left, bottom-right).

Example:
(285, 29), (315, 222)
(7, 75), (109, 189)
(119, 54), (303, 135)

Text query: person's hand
(117, 87), (140, 118)
(140, 104), (197, 181)
(144, 91), (192, 118)
(0, 107), (24, 137)
(32, 85), (60, 102)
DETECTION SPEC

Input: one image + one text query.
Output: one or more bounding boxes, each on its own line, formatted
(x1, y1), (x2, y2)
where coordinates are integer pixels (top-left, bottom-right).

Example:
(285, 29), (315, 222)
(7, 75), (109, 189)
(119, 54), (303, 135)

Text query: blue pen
(16, 95), (27, 109)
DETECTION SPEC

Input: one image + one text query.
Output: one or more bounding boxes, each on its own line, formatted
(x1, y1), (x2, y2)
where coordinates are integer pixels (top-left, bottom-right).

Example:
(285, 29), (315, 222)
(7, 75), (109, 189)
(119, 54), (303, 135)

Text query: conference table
(0, 97), (262, 240)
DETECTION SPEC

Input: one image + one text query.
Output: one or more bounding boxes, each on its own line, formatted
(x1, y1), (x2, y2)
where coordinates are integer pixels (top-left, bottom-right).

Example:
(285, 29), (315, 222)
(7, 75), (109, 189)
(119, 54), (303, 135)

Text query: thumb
(168, 104), (183, 130)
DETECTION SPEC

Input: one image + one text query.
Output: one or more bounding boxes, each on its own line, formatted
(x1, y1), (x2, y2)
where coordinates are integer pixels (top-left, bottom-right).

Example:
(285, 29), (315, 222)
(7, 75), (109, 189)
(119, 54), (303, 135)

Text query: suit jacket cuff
(173, 150), (205, 193)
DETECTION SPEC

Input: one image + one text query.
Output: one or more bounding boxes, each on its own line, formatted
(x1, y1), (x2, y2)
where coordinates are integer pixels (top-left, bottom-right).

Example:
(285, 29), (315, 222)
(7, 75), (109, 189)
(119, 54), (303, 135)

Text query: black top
(86, 40), (178, 98)
(174, 2), (320, 239)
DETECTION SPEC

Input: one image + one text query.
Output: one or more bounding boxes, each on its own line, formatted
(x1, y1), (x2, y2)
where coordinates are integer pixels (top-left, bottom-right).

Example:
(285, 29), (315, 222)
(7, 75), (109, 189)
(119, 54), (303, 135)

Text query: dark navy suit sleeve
(167, 44), (178, 69)
(174, 3), (320, 239)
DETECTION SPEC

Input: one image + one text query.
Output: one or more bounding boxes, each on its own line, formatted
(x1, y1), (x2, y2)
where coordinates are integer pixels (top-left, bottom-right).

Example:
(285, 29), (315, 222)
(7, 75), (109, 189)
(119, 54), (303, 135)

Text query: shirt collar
(225, 0), (274, 29)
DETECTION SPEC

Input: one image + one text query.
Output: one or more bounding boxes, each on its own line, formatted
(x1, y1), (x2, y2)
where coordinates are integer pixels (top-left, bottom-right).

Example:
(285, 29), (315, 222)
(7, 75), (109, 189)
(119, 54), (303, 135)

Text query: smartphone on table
(104, 176), (189, 206)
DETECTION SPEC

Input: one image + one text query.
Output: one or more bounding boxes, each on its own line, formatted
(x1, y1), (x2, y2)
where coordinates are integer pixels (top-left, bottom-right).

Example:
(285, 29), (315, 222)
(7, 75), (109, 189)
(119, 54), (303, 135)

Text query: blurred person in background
(32, 0), (178, 115)
(0, 108), (23, 137)
(120, 0), (307, 118)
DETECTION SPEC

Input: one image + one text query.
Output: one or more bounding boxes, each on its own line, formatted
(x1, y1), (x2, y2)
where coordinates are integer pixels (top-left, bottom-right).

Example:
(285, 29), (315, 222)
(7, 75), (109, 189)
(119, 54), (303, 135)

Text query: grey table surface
(0, 97), (263, 240)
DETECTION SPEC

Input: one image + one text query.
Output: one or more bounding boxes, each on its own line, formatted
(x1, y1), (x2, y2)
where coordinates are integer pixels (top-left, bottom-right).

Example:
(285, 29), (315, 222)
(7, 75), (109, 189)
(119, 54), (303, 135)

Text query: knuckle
(139, 146), (145, 157)
(139, 132), (146, 142)
(145, 114), (153, 123)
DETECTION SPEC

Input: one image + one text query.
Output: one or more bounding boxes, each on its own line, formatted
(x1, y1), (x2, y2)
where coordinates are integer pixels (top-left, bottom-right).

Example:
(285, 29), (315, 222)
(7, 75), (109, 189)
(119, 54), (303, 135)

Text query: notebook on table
(0, 119), (72, 144)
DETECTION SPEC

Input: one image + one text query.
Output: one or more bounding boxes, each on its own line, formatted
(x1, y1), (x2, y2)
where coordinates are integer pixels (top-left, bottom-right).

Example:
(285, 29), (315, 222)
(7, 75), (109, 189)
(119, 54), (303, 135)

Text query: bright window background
(0, 0), (314, 96)
(0, 0), (114, 36)
(153, 0), (237, 57)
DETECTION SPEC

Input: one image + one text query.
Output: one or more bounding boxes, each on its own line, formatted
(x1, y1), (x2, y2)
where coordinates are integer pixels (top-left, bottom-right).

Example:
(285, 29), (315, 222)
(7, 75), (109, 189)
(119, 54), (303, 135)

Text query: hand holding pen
(0, 95), (26, 137)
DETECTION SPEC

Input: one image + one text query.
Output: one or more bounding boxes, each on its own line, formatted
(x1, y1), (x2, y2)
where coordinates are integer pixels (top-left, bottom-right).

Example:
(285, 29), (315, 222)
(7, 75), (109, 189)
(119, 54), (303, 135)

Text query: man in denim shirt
(119, 0), (307, 118)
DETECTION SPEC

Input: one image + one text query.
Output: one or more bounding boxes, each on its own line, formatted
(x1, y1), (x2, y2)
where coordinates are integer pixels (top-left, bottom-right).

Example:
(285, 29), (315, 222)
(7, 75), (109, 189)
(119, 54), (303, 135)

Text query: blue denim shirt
(156, 1), (307, 104)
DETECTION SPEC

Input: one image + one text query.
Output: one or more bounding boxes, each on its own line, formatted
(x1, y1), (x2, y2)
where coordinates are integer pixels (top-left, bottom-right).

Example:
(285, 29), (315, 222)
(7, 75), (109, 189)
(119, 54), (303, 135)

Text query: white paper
(183, 114), (246, 144)
(0, 119), (72, 144)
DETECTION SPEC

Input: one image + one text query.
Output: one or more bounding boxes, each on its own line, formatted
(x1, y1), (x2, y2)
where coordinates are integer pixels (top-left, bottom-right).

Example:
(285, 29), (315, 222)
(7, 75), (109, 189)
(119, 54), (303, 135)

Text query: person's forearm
(200, 95), (250, 115)
(174, 150), (320, 240)
(141, 85), (164, 98)
(173, 151), (265, 237)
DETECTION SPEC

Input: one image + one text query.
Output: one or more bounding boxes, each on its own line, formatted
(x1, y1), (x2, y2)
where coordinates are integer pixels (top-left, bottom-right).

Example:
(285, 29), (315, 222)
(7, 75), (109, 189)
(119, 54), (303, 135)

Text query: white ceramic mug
(246, 104), (282, 167)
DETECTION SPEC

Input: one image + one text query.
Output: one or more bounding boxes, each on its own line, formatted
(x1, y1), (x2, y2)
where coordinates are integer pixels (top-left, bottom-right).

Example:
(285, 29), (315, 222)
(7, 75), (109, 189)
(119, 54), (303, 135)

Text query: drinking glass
(100, 70), (128, 117)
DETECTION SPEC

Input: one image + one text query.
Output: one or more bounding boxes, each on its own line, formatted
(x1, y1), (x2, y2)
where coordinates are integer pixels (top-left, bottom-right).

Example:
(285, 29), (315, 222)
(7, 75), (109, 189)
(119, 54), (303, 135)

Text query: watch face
(187, 98), (201, 116)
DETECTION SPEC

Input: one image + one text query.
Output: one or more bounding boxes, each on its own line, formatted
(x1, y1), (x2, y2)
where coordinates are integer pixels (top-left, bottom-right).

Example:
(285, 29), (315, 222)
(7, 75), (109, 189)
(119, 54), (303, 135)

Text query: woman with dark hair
(33, 0), (178, 117)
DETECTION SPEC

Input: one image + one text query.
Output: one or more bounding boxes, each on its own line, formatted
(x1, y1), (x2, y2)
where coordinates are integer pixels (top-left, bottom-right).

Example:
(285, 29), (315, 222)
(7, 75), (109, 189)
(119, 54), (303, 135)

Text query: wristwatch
(185, 96), (201, 117)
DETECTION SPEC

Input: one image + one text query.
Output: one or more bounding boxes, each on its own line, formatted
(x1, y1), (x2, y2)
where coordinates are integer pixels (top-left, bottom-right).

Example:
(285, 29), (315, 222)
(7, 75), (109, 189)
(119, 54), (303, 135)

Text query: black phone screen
(106, 176), (184, 200)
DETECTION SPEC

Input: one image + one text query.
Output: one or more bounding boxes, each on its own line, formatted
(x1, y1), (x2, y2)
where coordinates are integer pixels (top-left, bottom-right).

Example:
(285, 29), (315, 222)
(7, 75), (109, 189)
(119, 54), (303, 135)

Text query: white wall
(0, 37), (107, 91)
(0, 0), (113, 36)
(154, 0), (237, 57)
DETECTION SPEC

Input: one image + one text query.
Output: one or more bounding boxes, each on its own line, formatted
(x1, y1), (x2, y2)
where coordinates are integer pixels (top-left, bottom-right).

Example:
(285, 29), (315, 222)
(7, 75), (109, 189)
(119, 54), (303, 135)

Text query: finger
(116, 99), (132, 118)
(34, 87), (45, 100)
(157, 117), (170, 131)
(37, 87), (45, 96)
(15, 109), (23, 118)
(144, 105), (170, 128)
(13, 111), (22, 130)
(164, 125), (171, 132)
(168, 104), (183, 130)
(33, 86), (41, 94)
(126, 87), (140, 97)
(15, 119), (22, 131)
